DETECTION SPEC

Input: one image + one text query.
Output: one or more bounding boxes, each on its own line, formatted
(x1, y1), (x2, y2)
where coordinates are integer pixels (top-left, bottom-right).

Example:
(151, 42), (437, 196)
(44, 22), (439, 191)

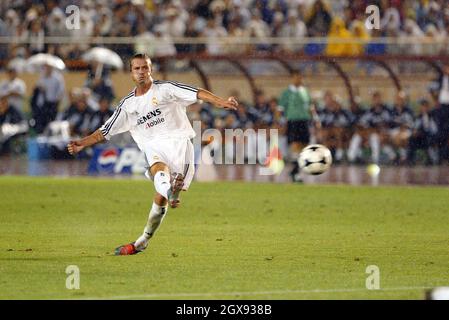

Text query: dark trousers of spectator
(408, 134), (434, 165)
(0, 135), (23, 155)
(32, 101), (58, 134)
(436, 104), (449, 164)
(0, 139), (11, 155)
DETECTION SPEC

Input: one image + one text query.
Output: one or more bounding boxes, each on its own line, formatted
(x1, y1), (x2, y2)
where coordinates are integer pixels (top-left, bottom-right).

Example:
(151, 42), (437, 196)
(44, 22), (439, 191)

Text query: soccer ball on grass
(298, 144), (332, 175)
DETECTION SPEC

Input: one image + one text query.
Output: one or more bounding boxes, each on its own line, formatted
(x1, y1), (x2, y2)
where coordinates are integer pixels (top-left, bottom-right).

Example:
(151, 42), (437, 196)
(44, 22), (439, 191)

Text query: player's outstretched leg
(134, 200), (168, 251)
(115, 195), (168, 255)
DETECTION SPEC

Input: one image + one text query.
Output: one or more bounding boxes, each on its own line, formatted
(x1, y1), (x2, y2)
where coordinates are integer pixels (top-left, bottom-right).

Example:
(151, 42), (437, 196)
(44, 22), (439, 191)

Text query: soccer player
(319, 91), (352, 162)
(67, 53), (238, 255)
(348, 91), (392, 164)
(388, 91), (414, 164)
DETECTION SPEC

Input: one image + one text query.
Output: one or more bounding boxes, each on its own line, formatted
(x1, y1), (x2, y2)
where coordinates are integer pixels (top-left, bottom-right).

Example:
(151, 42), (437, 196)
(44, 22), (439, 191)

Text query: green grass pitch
(0, 176), (448, 299)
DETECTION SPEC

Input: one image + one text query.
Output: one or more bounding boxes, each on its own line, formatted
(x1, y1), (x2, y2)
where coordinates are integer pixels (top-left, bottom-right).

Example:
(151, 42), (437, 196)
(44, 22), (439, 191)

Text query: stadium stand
(0, 0), (449, 165)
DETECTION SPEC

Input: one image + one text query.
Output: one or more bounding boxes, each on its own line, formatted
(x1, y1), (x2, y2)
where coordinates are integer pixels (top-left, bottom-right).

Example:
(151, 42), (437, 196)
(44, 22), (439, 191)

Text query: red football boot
(114, 242), (141, 256)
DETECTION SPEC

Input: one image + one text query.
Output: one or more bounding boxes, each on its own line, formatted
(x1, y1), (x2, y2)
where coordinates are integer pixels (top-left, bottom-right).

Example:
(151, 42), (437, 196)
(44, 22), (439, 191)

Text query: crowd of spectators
(1, 0), (449, 62)
(186, 85), (449, 166)
(0, 61), (448, 165)
(1, 0), (449, 163)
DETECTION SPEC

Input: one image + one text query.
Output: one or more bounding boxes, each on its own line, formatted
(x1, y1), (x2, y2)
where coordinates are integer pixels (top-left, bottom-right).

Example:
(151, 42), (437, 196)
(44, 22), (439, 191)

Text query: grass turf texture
(0, 176), (448, 300)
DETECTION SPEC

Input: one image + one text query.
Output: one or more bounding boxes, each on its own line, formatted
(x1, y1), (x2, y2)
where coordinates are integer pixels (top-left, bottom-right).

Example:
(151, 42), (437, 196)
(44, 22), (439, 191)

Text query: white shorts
(142, 137), (195, 190)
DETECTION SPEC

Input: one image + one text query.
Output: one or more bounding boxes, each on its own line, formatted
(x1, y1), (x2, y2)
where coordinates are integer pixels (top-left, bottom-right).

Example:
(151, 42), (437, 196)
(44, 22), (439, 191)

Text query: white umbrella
(82, 47), (124, 81)
(81, 47), (124, 69)
(26, 53), (66, 72)
(7, 57), (28, 73)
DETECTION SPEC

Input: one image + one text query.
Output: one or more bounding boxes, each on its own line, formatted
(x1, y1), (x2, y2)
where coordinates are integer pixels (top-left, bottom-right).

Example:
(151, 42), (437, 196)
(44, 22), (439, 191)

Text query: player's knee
(154, 193), (168, 206)
(150, 162), (169, 176)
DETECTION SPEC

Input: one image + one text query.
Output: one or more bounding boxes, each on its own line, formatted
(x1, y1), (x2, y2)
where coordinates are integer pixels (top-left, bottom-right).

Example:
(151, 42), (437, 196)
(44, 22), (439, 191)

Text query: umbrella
(81, 47), (124, 69)
(26, 53), (66, 71)
(82, 47), (124, 81)
(7, 57), (28, 73)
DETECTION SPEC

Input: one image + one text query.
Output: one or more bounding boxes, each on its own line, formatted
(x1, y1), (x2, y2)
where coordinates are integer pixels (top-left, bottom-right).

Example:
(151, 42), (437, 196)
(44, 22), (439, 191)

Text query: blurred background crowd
(1, 0), (449, 60)
(1, 0), (449, 171)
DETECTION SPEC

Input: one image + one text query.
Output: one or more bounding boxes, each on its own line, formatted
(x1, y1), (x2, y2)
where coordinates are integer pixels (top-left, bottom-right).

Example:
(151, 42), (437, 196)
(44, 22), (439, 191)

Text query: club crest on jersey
(152, 97), (158, 106)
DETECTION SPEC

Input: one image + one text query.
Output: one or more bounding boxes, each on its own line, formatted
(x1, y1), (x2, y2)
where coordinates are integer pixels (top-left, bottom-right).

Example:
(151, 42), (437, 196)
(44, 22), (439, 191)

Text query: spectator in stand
(319, 91), (352, 162)
(244, 10), (270, 51)
(407, 98), (439, 165)
(3, 9), (20, 39)
(92, 7), (113, 37)
(202, 16), (228, 55)
(431, 62), (449, 164)
(151, 24), (177, 57)
(87, 96), (114, 135)
(280, 11), (307, 53)
(381, 4), (401, 38)
(326, 17), (356, 56)
(227, 0), (251, 29)
(85, 62), (115, 105)
(0, 94), (27, 154)
(30, 64), (65, 134)
(348, 91), (392, 164)
(305, 0), (332, 37)
(223, 19), (247, 54)
(194, 0), (213, 20)
(178, 13), (206, 54)
(350, 20), (370, 56)
(400, 19), (425, 56)
(423, 24), (445, 56)
(26, 18), (45, 55)
(253, 89), (273, 130)
(60, 88), (95, 137)
(0, 67), (26, 114)
(156, 6), (187, 53)
(271, 11), (285, 39)
(44, 3), (69, 49)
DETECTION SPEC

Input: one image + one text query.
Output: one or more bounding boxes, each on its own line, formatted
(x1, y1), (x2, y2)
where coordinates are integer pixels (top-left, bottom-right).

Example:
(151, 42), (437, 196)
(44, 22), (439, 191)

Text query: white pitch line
(77, 286), (436, 300)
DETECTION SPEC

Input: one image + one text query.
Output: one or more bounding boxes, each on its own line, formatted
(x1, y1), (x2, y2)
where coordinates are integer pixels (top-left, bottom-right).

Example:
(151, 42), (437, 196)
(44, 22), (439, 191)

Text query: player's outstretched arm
(67, 129), (105, 155)
(197, 88), (238, 110)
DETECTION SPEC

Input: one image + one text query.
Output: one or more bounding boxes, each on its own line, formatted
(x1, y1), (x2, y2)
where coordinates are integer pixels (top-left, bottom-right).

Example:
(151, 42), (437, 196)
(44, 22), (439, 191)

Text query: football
(298, 144), (332, 175)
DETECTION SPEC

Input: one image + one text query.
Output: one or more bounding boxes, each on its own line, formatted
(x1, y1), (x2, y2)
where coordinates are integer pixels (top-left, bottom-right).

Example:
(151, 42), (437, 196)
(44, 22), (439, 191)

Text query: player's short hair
(129, 53), (152, 70)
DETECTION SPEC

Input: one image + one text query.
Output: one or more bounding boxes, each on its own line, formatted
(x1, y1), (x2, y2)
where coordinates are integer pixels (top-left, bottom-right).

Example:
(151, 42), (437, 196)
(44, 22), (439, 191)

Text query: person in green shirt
(278, 70), (320, 182)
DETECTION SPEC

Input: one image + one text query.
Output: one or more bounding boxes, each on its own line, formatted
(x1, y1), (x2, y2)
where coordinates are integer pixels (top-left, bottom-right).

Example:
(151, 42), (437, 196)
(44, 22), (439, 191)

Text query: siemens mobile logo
(137, 109), (162, 125)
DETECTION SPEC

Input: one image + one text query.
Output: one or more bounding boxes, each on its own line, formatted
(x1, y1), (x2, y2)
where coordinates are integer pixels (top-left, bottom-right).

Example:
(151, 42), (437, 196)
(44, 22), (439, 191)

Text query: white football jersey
(99, 80), (198, 150)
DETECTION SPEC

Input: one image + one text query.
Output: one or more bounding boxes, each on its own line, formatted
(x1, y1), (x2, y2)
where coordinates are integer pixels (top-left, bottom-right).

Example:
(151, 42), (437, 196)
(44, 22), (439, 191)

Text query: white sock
(369, 134), (380, 164)
(154, 171), (170, 199)
(134, 202), (168, 251)
(336, 148), (343, 161)
(348, 134), (361, 162)
(399, 148), (406, 160)
(429, 148), (438, 164)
